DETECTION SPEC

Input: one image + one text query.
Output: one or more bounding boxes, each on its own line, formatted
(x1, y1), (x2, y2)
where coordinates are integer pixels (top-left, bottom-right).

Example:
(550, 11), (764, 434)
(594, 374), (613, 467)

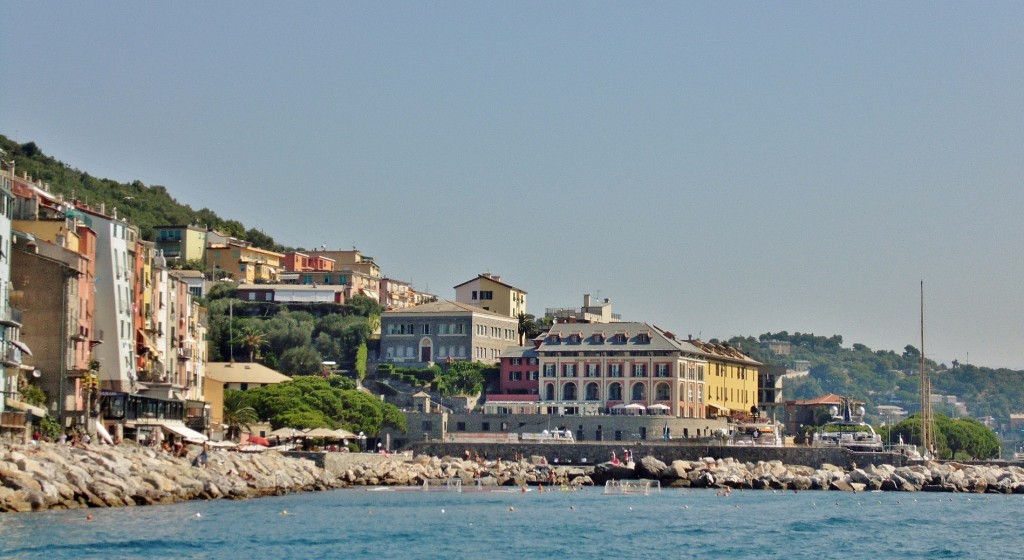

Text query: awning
(159, 422), (208, 443)
(5, 398), (47, 417)
(136, 329), (159, 356)
(9, 339), (32, 356)
(707, 403), (731, 414)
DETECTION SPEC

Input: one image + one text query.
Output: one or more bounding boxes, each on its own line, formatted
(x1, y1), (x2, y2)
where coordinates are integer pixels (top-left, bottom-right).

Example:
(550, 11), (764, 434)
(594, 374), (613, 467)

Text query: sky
(2, 2), (1022, 369)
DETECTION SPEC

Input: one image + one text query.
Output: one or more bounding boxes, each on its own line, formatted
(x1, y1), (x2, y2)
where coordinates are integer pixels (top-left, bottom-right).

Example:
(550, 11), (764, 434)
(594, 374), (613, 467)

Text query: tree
(437, 361), (485, 396)
(245, 375), (405, 435)
(223, 390), (259, 441)
(233, 325), (269, 362)
(348, 295), (383, 317)
(517, 313), (539, 345)
(279, 346), (324, 376)
(355, 342), (368, 380)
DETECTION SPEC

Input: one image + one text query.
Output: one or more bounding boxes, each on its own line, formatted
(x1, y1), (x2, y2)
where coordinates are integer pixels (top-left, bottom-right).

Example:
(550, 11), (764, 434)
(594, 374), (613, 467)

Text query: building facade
(453, 273), (527, 318)
(206, 241), (284, 283)
(153, 224), (208, 263)
(533, 322), (713, 418)
(380, 300), (518, 366)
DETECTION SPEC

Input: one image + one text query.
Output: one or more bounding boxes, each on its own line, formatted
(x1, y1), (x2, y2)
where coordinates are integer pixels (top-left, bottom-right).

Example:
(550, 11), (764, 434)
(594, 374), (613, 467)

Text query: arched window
(631, 382), (646, 402)
(562, 382), (578, 401)
(608, 382), (622, 401)
(545, 383), (555, 401)
(655, 382), (671, 401)
(585, 382), (600, 401)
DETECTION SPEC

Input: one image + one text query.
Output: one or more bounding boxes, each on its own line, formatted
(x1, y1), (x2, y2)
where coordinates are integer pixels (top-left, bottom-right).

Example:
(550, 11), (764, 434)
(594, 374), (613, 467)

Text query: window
(509, 371), (522, 381)
(655, 382), (671, 401)
(472, 290), (478, 299)
(480, 290), (493, 300)
(632, 363), (647, 377)
(422, 421), (433, 431)
(543, 364), (556, 377)
(481, 422), (490, 431)
(421, 324), (430, 334)
(562, 383), (578, 400)
(609, 364), (622, 378)
(587, 363), (601, 377)
(562, 364), (577, 377)
(655, 364), (670, 377)
(632, 382), (646, 401)
(608, 382), (622, 401)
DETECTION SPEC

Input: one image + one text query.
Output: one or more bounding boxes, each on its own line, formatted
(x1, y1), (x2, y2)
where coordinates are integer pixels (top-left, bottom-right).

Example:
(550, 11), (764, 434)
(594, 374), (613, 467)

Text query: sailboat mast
(920, 281), (933, 455)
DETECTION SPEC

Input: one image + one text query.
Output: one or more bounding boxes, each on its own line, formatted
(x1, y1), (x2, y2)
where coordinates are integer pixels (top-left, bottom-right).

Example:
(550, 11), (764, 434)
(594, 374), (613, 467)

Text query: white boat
(602, 479), (660, 495)
(812, 397), (883, 452)
(727, 422), (784, 447)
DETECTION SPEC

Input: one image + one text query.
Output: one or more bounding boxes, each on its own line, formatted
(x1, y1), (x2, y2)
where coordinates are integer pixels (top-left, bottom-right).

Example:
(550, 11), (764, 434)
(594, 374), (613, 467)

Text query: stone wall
(410, 442), (908, 469)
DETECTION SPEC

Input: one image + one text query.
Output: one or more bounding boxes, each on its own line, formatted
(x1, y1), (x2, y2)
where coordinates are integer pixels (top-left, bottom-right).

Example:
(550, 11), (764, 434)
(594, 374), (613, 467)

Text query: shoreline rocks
(4, 443), (1024, 513)
(0, 442), (337, 513)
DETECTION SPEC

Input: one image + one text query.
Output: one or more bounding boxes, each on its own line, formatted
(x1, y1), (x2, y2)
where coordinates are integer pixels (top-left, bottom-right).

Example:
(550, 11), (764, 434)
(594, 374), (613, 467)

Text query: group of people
(609, 448), (633, 466)
(32, 428), (113, 448)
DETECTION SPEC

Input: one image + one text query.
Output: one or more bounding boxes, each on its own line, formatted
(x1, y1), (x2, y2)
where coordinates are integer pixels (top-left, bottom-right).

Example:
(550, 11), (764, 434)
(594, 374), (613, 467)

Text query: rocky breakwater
(335, 454), (594, 488)
(595, 455), (1024, 494)
(0, 443), (339, 513)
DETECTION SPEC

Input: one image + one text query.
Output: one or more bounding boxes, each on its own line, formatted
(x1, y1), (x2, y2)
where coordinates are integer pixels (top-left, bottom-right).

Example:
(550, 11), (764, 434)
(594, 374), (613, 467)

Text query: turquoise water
(2, 487), (1021, 559)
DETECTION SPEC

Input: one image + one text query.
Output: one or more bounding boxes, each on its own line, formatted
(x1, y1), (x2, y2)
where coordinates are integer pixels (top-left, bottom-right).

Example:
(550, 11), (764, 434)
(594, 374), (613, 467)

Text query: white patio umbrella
(269, 427), (304, 439)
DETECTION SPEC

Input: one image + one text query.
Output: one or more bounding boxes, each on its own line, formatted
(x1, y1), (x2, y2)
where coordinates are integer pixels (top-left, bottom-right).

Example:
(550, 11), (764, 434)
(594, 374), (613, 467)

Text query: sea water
(1, 487), (1020, 559)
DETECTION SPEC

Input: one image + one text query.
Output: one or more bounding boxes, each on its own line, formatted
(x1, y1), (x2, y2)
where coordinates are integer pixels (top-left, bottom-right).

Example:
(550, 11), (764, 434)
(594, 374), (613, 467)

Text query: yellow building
(206, 242), (284, 283)
(203, 362), (290, 440)
(154, 225), (208, 263)
(453, 273), (527, 318)
(686, 339), (761, 418)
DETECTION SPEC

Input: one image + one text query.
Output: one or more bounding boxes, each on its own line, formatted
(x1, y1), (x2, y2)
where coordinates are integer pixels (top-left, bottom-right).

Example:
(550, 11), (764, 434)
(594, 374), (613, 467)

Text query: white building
(79, 206), (138, 393)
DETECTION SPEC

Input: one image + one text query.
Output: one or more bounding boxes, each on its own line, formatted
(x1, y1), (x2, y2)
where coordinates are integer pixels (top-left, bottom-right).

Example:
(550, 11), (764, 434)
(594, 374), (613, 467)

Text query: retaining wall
(410, 442), (907, 470)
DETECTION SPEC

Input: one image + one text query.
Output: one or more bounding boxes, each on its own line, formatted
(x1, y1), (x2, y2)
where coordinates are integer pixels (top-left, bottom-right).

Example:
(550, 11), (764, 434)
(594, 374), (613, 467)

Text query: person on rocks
(192, 442), (210, 468)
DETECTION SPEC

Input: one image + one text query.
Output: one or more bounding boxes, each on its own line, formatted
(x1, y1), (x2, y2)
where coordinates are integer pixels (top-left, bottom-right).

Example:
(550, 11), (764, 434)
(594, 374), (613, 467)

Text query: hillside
(727, 332), (1024, 426)
(4, 134), (1022, 425)
(0, 134), (285, 250)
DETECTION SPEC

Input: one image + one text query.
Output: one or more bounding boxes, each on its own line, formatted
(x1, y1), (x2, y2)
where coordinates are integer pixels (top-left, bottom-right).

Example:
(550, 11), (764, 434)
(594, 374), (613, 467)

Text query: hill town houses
(1, 165), (763, 447)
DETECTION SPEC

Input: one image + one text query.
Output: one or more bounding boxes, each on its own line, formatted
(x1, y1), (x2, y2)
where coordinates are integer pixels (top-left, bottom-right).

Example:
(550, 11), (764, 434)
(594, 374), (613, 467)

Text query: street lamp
(358, 431), (366, 452)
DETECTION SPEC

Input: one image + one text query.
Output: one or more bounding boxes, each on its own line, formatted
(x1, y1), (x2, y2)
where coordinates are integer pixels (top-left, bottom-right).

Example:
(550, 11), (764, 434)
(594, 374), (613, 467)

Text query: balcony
(0, 307), (23, 328)
(178, 347), (195, 360)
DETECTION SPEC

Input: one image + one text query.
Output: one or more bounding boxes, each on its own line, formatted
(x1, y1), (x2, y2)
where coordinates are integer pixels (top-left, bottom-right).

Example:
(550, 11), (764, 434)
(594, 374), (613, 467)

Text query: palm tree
(223, 390), (259, 442)
(517, 313), (538, 346)
(232, 325), (269, 362)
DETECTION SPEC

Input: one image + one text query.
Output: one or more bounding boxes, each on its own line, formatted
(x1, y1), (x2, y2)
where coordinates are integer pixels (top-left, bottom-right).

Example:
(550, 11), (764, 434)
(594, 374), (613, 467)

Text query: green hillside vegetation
(203, 283), (382, 377)
(727, 332), (1024, 425)
(0, 135), (286, 250)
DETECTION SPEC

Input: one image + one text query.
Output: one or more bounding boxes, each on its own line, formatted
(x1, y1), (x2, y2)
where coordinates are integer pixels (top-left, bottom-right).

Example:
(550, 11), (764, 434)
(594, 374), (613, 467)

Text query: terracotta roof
(452, 273), (527, 293)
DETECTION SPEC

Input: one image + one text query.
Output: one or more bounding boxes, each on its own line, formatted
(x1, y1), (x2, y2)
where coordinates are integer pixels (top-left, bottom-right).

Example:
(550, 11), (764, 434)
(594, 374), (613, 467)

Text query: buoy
(86, 514), (93, 520)
(195, 513), (202, 518)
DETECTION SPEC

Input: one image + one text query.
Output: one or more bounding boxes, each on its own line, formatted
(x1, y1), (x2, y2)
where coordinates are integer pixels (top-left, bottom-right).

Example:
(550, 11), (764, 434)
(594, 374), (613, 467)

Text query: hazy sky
(2, 2), (1022, 369)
